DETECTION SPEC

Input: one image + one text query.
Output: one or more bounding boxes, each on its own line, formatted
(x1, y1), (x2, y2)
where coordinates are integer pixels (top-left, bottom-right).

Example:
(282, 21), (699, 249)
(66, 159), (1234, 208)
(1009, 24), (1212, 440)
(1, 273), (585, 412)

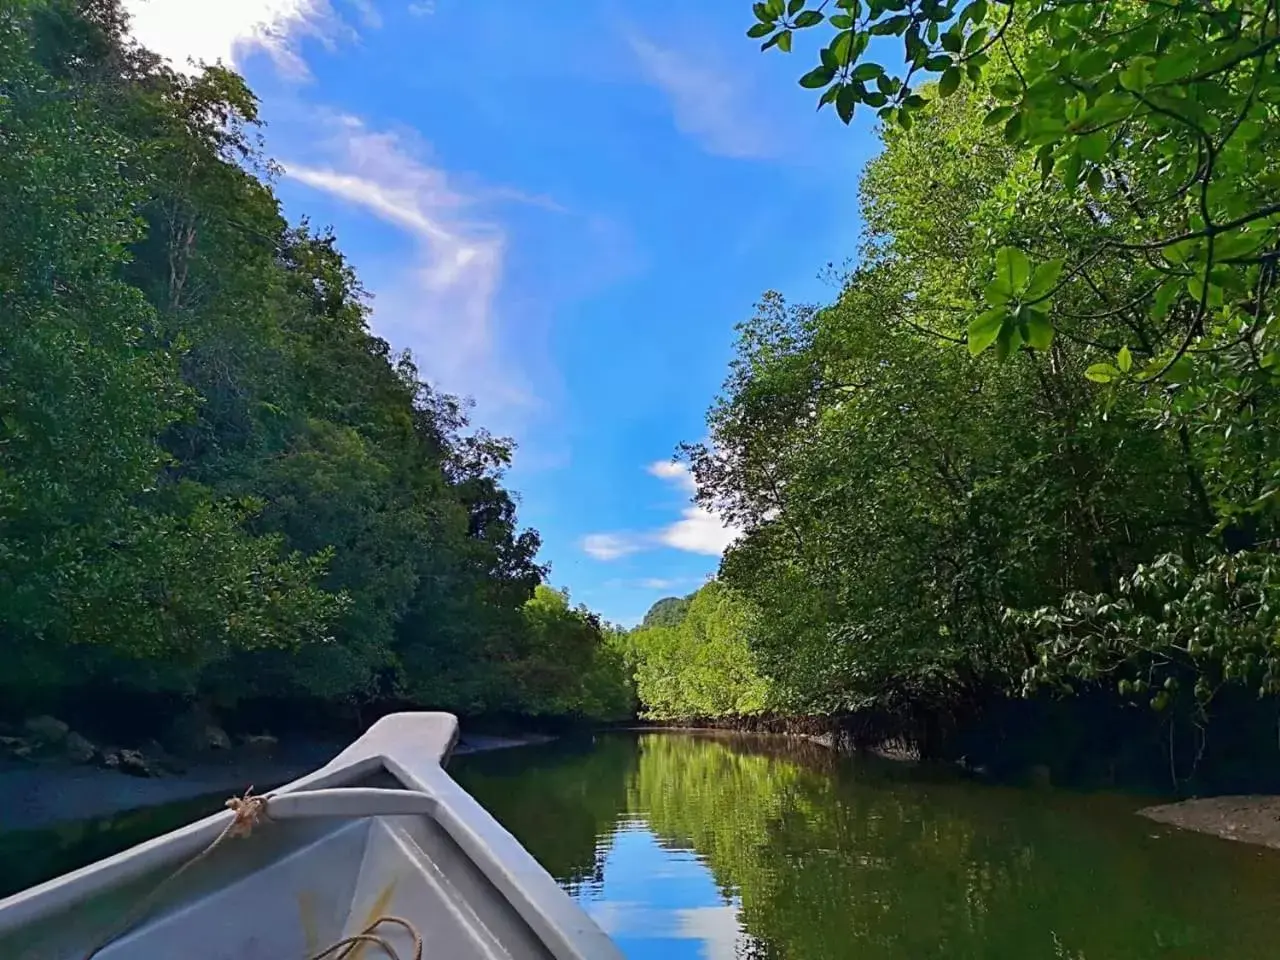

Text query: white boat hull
(0, 713), (623, 960)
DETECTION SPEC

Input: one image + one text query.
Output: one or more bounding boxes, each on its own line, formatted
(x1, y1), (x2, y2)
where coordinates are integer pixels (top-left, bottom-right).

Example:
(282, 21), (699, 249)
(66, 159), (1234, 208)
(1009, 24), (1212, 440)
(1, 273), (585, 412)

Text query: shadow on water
(453, 731), (1280, 960)
(0, 792), (227, 900)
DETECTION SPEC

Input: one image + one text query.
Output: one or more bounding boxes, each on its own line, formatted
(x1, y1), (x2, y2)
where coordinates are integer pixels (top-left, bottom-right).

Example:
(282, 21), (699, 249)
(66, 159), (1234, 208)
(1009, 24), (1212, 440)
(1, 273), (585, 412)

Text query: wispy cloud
(647, 459), (697, 494)
(282, 114), (546, 415)
(603, 576), (700, 591)
(348, 0), (382, 29)
(639, 577), (681, 590)
(625, 30), (775, 160)
(407, 0), (435, 15)
(582, 534), (643, 562)
(582, 460), (743, 561)
(122, 0), (366, 78)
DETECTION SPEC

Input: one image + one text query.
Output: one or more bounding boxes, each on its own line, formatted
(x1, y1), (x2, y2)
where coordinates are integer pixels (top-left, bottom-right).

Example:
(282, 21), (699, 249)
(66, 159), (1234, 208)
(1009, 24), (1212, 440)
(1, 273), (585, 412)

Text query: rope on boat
(82, 787), (423, 960)
(310, 916), (423, 960)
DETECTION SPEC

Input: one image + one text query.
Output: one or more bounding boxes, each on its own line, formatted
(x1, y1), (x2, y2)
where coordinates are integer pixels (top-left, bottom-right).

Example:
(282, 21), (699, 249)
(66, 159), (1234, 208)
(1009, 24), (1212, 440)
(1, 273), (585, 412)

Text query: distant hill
(640, 595), (693, 629)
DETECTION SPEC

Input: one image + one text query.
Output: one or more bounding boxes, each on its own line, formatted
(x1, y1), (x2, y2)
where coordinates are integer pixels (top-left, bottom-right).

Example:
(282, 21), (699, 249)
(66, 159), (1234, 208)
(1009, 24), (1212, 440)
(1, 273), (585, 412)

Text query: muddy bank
(1139, 796), (1280, 850)
(0, 731), (552, 833)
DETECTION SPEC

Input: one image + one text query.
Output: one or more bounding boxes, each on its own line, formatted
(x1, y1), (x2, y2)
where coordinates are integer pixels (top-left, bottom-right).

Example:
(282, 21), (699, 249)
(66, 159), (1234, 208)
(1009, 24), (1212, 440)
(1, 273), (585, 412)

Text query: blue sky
(123, 0), (881, 626)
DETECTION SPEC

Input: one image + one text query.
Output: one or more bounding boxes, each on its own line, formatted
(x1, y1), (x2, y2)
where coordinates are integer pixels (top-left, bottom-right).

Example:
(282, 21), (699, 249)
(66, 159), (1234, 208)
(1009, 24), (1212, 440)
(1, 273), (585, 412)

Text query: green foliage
(668, 1), (1280, 731)
(511, 586), (636, 720)
(749, 0), (1280, 373)
(627, 583), (773, 719)
(0, 0), (631, 722)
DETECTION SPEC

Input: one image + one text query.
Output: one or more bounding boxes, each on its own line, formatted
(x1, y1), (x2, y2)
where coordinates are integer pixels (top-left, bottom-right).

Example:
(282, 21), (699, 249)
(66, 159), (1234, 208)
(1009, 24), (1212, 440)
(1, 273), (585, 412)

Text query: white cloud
(649, 460), (741, 556)
(582, 534), (642, 562)
(657, 506), (740, 556)
(122, 0), (362, 78)
(626, 31), (774, 160)
(584, 901), (744, 960)
(407, 0), (435, 15)
(582, 460), (742, 561)
(646, 459), (697, 494)
(348, 0), (382, 29)
(281, 115), (537, 414)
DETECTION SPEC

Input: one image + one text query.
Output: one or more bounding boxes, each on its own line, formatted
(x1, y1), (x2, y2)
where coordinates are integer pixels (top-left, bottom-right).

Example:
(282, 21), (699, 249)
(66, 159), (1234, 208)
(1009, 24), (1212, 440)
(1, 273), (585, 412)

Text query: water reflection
(580, 827), (752, 960)
(454, 731), (1280, 960)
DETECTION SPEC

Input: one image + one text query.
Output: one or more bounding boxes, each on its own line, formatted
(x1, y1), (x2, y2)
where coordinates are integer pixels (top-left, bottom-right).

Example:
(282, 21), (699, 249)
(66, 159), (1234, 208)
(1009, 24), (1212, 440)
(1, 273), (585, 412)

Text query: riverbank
(0, 730), (553, 832)
(633, 720), (1280, 852)
(1139, 795), (1280, 850)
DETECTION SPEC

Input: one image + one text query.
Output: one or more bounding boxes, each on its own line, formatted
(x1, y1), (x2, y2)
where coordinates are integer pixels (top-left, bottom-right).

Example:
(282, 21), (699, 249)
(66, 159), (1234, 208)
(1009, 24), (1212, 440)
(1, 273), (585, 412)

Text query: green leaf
(1060, 150), (1084, 190)
(1214, 228), (1269, 261)
(788, 0), (805, 14)
(1080, 92), (1134, 127)
(1023, 258), (1065, 300)
(836, 84), (858, 124)
(1037, 144), (1055, 182)
(1085, 363), (1121, 383)
(939, 66), (961, 97)
(1024, 311), (1054, 350)
(1117, 345), (1132, 373)
(1077, 130), (1110, 162)
(766, 0), (785, 16)
(984, 278), (1013, 306)
(830, 14), (854, 28)
(1153, 278), (1182, 318)
(1003, 112), (1023, 143)
(995, 246), (1031, 294)
(753, 2), (773, 22)
(747, 22), (774, 38)
(851, 61), (882, 80)
(1162, 239), (1199, 266)
(777, 28), (793, 51)
(1151, 48), (1198, 84)
(983, 105), (1014, 127)
(1086, 165), (1104, 197)
(1186, 273), (1224, 308)
(959, 0), (988, 27)
(799, 64), (836, 88)
(994, 322), (1024, 361)
(967, 308), (1005, 356)
(964, 26), (988, 55)
(1118, 57), (1151, 92)
(871, 14), (912, 35)
(925, 54), (952, 71)
(794, 10), (824, 27)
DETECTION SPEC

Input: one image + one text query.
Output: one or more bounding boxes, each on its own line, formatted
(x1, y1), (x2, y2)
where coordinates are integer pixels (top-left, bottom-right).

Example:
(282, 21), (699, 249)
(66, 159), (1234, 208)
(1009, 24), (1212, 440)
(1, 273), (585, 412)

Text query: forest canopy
(0, 0), (631, 724)
(628, 0), (1280, 763)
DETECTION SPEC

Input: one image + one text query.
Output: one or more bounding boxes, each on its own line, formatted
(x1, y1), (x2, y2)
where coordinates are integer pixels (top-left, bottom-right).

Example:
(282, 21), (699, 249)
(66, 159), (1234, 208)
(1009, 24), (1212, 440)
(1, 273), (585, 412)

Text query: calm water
(4, 733), (1280, 958)
(451, 732), (1280, 960)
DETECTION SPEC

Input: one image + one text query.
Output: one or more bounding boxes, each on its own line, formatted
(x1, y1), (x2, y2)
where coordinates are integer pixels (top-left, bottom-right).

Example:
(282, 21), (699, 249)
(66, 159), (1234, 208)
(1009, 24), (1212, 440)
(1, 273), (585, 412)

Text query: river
(451, 732), (1280, 959)
(4, 731), (1280, 958)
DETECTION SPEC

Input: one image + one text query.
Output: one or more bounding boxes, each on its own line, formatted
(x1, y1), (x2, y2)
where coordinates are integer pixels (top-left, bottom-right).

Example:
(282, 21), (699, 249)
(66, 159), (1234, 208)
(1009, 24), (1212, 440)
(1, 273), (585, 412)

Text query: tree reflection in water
(454, 732), (1280, 959)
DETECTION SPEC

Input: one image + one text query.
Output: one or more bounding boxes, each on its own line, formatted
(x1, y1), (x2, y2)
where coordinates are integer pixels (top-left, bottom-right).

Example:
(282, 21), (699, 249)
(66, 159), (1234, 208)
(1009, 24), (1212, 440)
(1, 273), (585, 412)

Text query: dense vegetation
(625, 583), (770, 719)
(627, 0), (1280, 777)
(0, 0), (631, 726)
